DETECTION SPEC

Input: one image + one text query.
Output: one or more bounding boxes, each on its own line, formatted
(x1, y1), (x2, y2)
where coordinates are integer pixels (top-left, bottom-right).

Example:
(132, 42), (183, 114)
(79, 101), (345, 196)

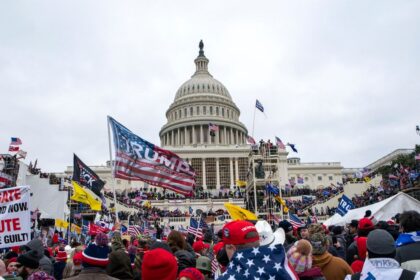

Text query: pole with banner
(107, 117), (119, 222)
(0, 186), (31, 249)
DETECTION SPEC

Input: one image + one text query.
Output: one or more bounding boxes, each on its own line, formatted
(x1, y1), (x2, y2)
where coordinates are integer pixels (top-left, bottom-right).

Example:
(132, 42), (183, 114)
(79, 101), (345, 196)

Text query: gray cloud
(1, 0), (419, 172)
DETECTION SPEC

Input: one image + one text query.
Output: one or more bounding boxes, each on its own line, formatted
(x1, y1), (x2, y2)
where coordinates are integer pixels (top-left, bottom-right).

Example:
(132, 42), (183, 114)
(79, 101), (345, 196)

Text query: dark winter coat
(106, 231), (134, 280)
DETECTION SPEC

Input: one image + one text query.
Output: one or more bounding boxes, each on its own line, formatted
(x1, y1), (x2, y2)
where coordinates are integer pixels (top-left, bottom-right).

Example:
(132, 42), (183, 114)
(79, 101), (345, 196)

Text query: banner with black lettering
(0, 186), (31, 248)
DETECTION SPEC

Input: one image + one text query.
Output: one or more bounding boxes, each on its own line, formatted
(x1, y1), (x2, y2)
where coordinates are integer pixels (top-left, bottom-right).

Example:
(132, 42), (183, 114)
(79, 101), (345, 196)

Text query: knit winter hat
(358, 218), (374, 231)
(17, 250), (39, 269)
(82, 234), (111, 267)
(287, 240), (313, 273)
(179, 267), (205, 280)
(142, 248), (178, 280)
(309, 233), (328, 255)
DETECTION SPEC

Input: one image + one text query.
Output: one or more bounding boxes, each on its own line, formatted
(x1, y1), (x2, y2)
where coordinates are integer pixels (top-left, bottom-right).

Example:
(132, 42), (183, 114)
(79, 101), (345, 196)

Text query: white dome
(174, 75), (232, 100)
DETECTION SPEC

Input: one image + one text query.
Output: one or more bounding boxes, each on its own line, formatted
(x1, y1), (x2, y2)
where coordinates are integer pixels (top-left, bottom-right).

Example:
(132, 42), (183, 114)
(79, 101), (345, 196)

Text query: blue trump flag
(336, 195), (355, 216)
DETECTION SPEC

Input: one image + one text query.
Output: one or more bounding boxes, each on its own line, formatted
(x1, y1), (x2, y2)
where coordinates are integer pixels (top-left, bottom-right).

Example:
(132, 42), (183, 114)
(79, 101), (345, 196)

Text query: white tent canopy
(323, 192), (420, 227)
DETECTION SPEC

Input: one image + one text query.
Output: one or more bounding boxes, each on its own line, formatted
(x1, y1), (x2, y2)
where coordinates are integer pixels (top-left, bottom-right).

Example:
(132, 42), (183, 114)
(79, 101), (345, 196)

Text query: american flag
(247, 136), (256, 145)
(10, 137), (22, 145)
(217, 243), (297, 280)
(0, 172), (13, 188)
(208, 123), (219, 131)
(275, 136), (286, 149)
(211, 258), (219, 274)
(128, 225), (142, 236)
(288, 213), (305, 230)
(187, 218), (203, 239)
(108, 116), (196, 196)
(297, 177), (304, 184)
(8, 146), (19, 152)
(178, 225), (187, 234)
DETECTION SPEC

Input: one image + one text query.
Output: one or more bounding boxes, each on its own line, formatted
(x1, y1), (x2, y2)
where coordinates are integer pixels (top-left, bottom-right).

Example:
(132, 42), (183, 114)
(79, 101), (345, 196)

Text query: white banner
(0, 186), (31, 249)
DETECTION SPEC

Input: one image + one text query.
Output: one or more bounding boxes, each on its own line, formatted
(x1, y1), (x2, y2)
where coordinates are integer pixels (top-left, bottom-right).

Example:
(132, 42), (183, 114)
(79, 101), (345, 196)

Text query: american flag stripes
(288, 213), (305, 229)
(8, 146), (19, 152)
(108, 117), (196, 196)
(0, 172), (13, 188)
(247, 136), (256, 145)
(128, 225), (142, 236)
(275, 136), (286, 149)
(187, 218), (203, 239)
(211, 258), (219, 274)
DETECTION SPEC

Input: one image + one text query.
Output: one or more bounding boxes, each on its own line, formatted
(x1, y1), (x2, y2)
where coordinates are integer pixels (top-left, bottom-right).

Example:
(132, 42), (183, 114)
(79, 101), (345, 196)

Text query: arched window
(196, 106), (199, 115)
(210, 106), (213, 115)
(203, 106), (207, 115)
(216, 107), (219, 116)
(184, 108), (187, 117)
(190, 107), (193, 116)
(222, 108), (225, 117)
(175, 111), (178, 119)
(179, 109), (182, 118)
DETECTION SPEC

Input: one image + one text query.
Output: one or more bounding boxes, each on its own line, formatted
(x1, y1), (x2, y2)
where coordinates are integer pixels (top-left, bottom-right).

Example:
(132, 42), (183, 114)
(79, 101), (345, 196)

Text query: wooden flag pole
(107, 116), (119, 222)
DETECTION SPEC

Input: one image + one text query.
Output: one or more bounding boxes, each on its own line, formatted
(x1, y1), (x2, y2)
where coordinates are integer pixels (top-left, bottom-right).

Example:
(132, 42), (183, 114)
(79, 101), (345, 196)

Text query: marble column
(216, 158), (220, 189)
(224, 126), (227, 144)
(171, 131), (174, 146)
(230, 158), (234, 187)
(192, 125), (196, 144)
(235, 158), (239, 181)
(202, 158), (207, 189)
(177, 128), (181, 146)
(200, 125), (204, 144)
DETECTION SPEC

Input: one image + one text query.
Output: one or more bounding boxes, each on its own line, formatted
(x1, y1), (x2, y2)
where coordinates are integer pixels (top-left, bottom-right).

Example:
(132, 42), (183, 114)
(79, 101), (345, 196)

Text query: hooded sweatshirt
(25, 239), (53, 275)
(312, 251), (353, 280)
(106, 231), (133, 280)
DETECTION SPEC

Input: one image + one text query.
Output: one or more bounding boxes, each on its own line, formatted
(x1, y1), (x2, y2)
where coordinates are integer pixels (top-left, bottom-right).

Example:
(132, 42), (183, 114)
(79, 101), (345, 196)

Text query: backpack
(351, 269), (416, 280)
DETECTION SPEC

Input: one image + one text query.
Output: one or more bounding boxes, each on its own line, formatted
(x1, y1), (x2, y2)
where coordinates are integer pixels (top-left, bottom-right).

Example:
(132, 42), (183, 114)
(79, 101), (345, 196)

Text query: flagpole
(251, 105), (256, 138)
(107, 117), (119, 222)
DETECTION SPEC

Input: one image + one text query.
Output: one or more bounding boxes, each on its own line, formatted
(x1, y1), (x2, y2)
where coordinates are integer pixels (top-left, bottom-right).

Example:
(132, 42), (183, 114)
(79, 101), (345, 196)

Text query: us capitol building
(63, 41), (346, 196)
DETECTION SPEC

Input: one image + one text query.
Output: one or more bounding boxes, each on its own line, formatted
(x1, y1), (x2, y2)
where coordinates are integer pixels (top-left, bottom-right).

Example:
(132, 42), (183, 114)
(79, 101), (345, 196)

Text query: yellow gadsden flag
(71, 181), (102, 211)
(235, 180), (247, 187)
(224, 203), (257, 221)
(55, 219), (69, 229)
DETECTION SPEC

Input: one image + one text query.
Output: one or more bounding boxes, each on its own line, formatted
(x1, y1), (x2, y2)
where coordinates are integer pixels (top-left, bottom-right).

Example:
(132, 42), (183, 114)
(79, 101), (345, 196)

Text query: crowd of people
(1, 209), (420, 280)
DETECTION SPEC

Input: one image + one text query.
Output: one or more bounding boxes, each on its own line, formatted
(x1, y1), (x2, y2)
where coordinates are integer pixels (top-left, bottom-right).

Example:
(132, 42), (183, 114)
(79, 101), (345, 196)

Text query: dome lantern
(193, 40), (212, 77)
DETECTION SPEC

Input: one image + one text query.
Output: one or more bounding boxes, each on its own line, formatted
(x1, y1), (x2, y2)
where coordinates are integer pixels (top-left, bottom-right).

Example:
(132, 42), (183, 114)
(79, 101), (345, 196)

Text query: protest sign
(336, 194), (355, 217)
(0, 186), (31, 248)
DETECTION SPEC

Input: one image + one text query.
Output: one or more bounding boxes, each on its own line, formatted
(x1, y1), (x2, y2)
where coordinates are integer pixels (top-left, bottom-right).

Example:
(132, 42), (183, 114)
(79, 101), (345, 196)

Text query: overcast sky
(1, 1), (419, 172)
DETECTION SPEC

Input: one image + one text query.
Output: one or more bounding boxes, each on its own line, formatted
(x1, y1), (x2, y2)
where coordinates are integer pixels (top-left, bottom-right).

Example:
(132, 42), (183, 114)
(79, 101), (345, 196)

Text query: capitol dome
(159, 41), (248, 148)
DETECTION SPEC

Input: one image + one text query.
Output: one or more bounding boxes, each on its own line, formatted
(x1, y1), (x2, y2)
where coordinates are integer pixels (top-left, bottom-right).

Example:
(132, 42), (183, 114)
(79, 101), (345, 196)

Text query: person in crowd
(395, 210), (420, 272)
(287, 239), (325, 280)
(106, 224), (133, 280)
(178, 267), (205, 280)
(346, 220), (358, 249)
(192, 241), (209, 258)
(62, 246), (84, 279)
(17, 250), (54, 280)
(53, 250), (67, 280)
(66, 232), (117, 280)
(5, 257), (21, 277)
(345, 229), (420, 280)
(142, 248), (178, 280)
(298, 225), (310, 240)
(331, 226), (346, 260)
(278, 220), (297, 250)
(310, 232), (353, 280)
(346, 217), (375, 265)
(217, 220), (297, 279)
(167, 231), (189, 253)
(21, 240), (53, 275)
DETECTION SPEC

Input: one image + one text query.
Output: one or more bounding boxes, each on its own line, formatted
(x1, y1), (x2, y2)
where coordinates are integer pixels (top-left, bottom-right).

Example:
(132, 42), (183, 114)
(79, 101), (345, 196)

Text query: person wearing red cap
(179, 267), (205, 280)
(142, 248), (178, 280)
(218, 220), (297, 280)
(192, 241), (210, 257)
(346, 218), (375, 265)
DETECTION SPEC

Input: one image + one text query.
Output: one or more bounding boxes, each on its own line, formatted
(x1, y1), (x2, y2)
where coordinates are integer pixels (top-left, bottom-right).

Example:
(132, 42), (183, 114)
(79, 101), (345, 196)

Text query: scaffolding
(0, 154), (20, 187)
(245, 144), (288, 222)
